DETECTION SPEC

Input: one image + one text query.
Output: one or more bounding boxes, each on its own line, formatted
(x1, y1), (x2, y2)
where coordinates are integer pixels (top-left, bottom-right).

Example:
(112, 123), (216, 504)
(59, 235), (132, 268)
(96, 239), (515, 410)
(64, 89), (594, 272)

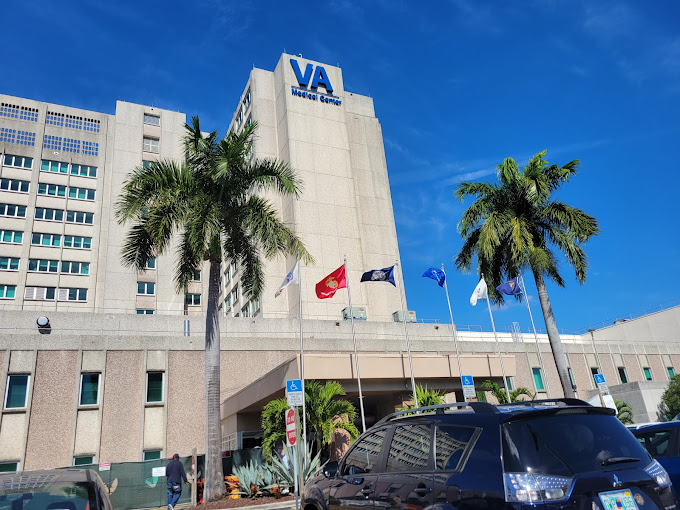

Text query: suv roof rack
(373, 398), (593, 427)
(375, 401), (499, 426)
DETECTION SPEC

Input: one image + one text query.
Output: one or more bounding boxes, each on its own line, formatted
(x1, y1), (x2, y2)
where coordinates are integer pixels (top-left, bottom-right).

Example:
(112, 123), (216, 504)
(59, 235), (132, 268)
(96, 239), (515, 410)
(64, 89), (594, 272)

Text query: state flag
(274, 261), (299, 298)
(496, 276), (522, 296)
(360, 266), (396, 286)
(470, 277), (488, 306)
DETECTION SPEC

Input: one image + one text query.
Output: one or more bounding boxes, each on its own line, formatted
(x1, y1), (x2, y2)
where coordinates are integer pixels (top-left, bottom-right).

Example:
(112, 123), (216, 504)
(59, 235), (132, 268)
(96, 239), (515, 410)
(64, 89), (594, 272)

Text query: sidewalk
(146, 501), (296, 510)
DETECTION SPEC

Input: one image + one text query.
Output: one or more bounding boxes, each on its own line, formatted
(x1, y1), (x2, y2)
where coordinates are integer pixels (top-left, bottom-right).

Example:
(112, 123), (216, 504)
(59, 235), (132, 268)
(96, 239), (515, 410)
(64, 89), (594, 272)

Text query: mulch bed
(195, 494), (295, 510)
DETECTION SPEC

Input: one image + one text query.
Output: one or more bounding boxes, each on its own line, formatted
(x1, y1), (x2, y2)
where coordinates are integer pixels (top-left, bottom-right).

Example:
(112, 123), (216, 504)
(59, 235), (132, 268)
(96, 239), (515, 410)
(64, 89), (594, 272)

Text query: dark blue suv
(303, 399), (676, 510)
(629, 421), (680, 504)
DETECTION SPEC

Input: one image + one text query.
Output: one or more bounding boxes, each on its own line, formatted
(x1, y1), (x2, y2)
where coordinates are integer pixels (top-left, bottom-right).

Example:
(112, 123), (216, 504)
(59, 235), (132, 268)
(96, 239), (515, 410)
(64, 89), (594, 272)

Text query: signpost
(286, 379), (304, 407)
(594, 373), (608, 407)
(462, 375), (476, 400)
(285, 407), (300, 510)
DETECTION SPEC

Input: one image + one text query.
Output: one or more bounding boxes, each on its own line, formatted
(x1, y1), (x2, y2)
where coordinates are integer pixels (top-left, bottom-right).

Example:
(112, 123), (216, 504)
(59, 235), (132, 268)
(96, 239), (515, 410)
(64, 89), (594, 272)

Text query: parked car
(303, 399), (675, 510)
(0, 468), (113, 510)
(629, 421), (680, 503)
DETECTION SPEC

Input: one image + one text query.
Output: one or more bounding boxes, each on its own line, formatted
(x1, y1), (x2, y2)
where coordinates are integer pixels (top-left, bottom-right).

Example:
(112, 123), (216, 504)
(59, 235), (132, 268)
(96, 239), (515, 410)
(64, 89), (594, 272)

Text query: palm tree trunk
(531, 268), (575, 399)
(203, 259), (225, 501)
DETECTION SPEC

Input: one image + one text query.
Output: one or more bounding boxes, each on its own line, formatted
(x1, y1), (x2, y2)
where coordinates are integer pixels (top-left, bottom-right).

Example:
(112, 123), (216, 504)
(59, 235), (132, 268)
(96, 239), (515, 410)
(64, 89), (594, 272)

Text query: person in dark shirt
(166, 453), (188, 510)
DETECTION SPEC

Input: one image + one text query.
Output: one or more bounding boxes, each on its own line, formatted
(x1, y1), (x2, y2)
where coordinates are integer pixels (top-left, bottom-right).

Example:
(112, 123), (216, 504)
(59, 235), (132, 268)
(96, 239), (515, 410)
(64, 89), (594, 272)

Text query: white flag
(274, 261), (299, 298)
(469, 276), (488, 306)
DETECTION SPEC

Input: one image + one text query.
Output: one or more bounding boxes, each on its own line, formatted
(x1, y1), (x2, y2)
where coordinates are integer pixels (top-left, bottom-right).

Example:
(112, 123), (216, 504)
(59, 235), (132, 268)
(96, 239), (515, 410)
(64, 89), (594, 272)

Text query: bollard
(184, 319), (190, 337)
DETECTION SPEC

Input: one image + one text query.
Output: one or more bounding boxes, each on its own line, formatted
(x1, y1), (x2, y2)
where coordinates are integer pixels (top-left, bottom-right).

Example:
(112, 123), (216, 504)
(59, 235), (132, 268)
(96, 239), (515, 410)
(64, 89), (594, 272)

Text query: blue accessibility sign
(286, 379), (303, 393)
(461, 375), (474, 387)
(594, 373), (606, 385)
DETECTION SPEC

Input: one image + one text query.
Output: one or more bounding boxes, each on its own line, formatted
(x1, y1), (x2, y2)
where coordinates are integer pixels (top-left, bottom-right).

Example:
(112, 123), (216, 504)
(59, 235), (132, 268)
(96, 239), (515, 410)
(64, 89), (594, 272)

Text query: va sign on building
(290, 58), (342, 106)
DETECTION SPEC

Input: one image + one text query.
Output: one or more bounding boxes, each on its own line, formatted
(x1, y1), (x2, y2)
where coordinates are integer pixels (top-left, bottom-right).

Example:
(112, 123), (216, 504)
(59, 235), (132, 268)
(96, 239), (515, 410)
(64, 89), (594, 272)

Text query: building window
(137, 282), (155, 295)
(71, 164), (97, 178)
(24, 286), (56, 300)
(0, 258), (19, 271)
(35, 208), (64, 222)
(251, 297), (260, 315)
(143, 450), (161, 462)
(5, 374), (29, 409)
(532, 367), (545, 391)
(82, 141), (98, 156)
(61, 261), (90, 275)
(0, 285), (16, 299)
(225, 294), (231, 309)
(191, 270), (201, 282)
(79, 373), (100, 406)
(0, 103), (20, 119)
(618, 367), (628, 384)
(231, 285), (238, 303)
(143, 137), (159, 153)
(58, 288), (88, 302)
(224, 267), (230, 283)
(146, 372), (164, 403)
(0, 128), (16, 144)
(63, 138), (81, 154)
(64, 235), (92, 249)
(0, 230), (23, 244)
(46, 111), (65, 126)
(145, 257), (156, 269)
(506, 376), (514, 391)
(0, 178), (29, 193)
(643, 367), (653, 381)
(43, 135), (62, 151)
(41, 159), (68, 174)
(136, 309), (154, 315)
(68, 187), (96, 201)
(38, 183), (67, 197)
(185, 293), (201, 306)
(16, 131), (36, 146)
(0, 462), (18, 473)
(668, 367), (675, 379)
(567, 367), (576, 390)
(73, 456), (94, 466)
(3, 154), (32, 169)
(20, 106), (38, 122)
(0, 203), (27, 218)
(241, 303), (250, 318)
(65, 114), (83, 130)
(83, 118), (101, 133)
(32, 233), (61, 247)
(65, 210), (94, 225)
(143, 114), (160, 126)
(28, 259), (59, 273)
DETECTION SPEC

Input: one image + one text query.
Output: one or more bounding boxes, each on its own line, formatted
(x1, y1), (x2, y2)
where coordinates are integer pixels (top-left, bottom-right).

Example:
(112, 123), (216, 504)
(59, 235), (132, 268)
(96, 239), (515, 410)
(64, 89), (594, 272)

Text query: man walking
(166, 453), (188, 510)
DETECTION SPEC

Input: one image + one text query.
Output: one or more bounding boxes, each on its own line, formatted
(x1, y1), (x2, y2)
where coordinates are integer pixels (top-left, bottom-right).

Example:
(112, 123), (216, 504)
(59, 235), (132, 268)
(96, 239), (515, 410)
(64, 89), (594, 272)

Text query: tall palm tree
(455, 151), (599, 398)
(115, 118), (312, 502)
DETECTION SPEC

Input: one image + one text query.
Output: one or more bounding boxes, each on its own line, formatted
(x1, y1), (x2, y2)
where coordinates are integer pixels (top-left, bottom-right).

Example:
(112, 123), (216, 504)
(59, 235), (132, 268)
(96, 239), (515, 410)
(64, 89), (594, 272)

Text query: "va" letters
(290, 59), (334, 94)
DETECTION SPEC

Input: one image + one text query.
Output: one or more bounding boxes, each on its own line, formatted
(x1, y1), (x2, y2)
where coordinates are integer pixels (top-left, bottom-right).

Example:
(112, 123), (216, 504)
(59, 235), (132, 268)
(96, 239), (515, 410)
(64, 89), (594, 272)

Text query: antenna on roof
(299, 53), (303, 58)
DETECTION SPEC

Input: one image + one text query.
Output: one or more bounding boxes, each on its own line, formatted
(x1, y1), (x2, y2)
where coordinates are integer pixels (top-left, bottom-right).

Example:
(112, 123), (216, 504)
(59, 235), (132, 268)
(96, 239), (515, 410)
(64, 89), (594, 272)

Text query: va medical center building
(0, 54), (678, 471)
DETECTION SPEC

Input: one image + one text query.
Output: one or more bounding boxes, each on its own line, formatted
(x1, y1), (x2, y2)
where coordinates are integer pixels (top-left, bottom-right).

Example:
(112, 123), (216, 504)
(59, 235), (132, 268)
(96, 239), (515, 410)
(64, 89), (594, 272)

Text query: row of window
(32, 233), (92, 249)
(0, 103), (38, 122)
(24, 286), (88, 301)
(0, 179), (96, 200)
(43, 136), (99, 156)
(46, 111), (101, 133)
(0, 449), (163, 472)
(10, 259), (91, 275)
(0, 128), (36, 146)
(3, 155), (98, 178)
(34, 208), (94, 224)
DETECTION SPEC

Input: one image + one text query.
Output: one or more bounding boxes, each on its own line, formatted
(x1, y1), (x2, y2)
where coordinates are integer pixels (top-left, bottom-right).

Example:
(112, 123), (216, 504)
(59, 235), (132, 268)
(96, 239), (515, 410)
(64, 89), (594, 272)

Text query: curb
(144, 501), (296, 510)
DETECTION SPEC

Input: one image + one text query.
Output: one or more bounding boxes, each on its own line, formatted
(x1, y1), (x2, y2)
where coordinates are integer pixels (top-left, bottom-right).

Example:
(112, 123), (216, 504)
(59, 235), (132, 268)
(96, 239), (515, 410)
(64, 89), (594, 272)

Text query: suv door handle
(414, 486), (432, 495)
(361, 486), (374, 496)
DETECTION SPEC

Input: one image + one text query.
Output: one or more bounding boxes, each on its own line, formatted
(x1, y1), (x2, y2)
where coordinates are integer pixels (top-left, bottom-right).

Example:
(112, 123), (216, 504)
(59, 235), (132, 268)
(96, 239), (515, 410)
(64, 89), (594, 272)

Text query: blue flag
(360, 266), (396, 286)
(422, 268), (445, 287)
(496, 276), (522, 296)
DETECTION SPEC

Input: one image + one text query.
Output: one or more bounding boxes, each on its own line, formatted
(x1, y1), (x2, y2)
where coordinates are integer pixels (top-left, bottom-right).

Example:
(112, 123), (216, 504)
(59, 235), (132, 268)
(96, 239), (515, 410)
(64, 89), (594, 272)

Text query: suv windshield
(502, 413), (650, 476)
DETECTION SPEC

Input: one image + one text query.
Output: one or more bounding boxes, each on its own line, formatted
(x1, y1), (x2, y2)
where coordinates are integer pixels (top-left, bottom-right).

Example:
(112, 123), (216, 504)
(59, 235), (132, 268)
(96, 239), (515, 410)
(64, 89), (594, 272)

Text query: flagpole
(517, 275), (550, 397)
(441, 264), (466, 402)
(345, 256), (367, 433)
(298, 262), (307, 447)
(395, 261), (418, 409)
(482, 277), (511, 402)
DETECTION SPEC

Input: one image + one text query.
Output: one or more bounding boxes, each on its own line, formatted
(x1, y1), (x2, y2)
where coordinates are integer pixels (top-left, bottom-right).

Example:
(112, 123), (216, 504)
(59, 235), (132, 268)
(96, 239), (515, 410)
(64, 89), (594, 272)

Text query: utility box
(393, 310), (417, 323)
(342, 307), (367, 321)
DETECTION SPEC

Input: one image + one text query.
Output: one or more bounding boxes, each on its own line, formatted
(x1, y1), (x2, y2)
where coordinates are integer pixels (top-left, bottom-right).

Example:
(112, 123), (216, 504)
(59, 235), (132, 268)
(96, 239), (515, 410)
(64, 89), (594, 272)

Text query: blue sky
(2, 1), (678, 333)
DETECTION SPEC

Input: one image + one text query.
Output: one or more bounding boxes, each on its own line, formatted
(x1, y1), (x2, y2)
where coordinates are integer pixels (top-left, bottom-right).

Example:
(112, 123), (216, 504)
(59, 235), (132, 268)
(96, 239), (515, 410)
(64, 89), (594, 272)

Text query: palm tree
(115, 118), (312, 502)
(482, 380), (534, 404)
(399, 384), (446, 410)
(455, 151), (599, 398)
(261, 380), (359, 461)
(616, 400), (634, 424)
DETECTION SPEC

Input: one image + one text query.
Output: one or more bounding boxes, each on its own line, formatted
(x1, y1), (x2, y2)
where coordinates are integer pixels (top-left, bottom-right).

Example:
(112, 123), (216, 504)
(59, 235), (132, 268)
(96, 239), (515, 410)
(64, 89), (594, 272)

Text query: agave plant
(227, 460), (278, 497)
(269, 441), (322, 489)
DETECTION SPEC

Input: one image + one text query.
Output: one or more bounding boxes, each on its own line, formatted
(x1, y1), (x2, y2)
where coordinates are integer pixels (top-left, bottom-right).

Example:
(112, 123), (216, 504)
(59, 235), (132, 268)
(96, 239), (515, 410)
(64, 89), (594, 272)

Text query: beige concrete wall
(24, 350), (78, 469)
(167, 351), (204, 457)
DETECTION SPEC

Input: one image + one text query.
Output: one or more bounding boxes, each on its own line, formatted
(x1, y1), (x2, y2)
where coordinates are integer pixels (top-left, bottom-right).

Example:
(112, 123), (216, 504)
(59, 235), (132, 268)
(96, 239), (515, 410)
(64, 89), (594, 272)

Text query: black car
(0, 468), (113, 510)
(303, 399), (676, 510)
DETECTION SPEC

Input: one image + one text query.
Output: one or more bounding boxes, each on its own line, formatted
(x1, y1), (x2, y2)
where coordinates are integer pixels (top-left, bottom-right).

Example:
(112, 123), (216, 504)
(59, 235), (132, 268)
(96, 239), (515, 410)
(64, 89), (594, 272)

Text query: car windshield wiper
(601, 456), (640, 466)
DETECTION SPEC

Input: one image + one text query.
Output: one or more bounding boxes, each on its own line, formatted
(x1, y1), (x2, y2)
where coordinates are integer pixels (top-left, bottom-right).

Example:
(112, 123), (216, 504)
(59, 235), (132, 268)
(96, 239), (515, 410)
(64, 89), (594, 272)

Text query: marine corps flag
(315, 265), (347, 299)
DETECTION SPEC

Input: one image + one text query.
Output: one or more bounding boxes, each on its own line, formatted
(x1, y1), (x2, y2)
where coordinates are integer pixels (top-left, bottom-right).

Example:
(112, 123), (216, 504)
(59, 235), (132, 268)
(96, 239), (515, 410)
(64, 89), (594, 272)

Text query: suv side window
(341, 428), (387, 475)
(636, 429), (673, 458)
(435, 425), (479, 471)
(385, 423), (432, 472)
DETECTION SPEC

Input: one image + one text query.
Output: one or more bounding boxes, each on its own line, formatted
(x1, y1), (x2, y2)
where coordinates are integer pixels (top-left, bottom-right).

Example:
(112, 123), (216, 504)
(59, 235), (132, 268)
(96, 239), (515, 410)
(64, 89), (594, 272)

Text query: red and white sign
(286, 408), (297, 447)
(98, 462), (111, 471)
